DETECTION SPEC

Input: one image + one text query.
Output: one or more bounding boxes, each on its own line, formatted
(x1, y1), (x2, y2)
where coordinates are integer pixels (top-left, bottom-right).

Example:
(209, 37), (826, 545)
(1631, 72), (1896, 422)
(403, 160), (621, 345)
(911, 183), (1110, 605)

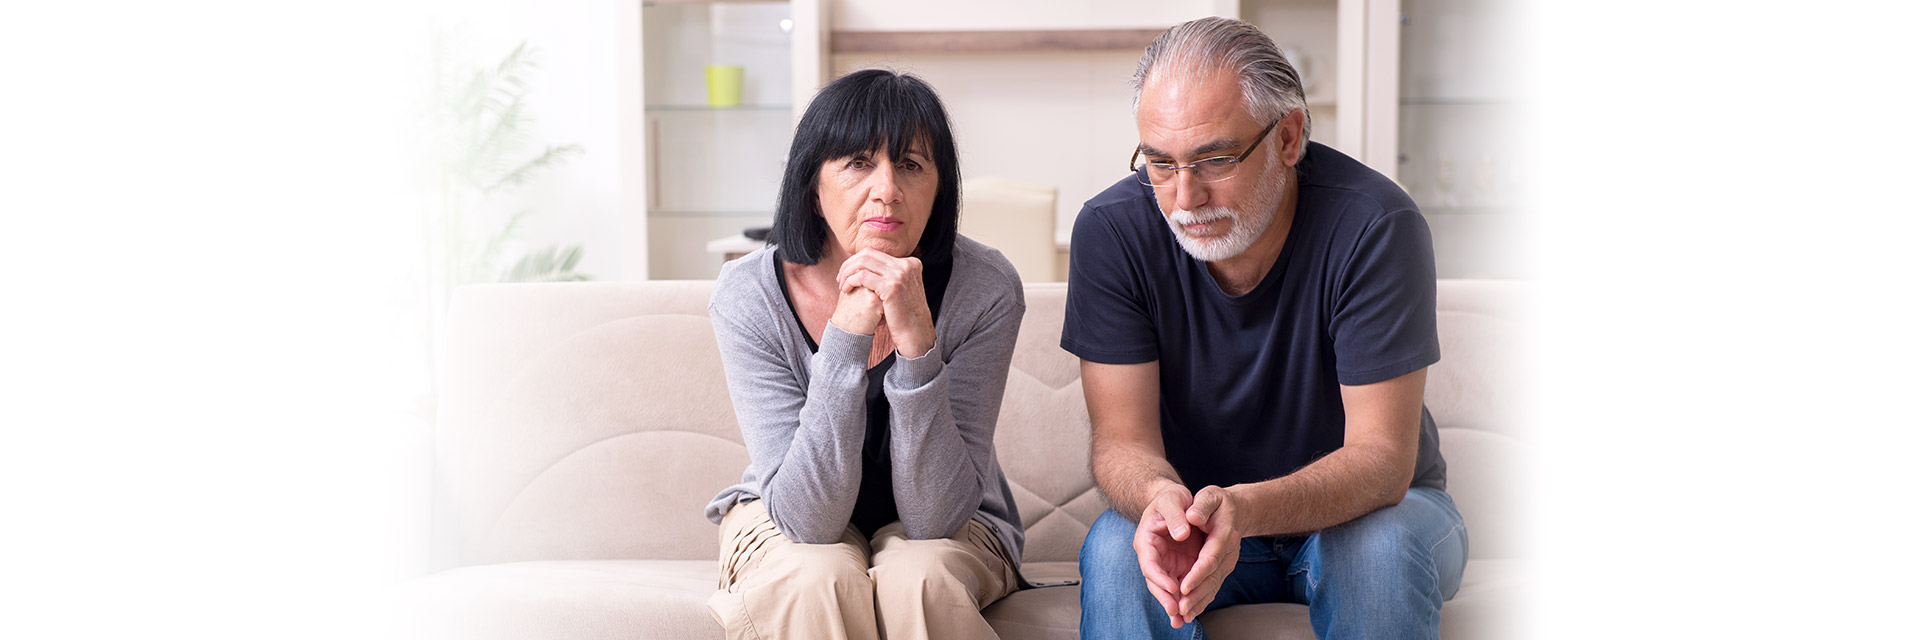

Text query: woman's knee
(748, 543), (877, 603)
(869, 541), (982, 601)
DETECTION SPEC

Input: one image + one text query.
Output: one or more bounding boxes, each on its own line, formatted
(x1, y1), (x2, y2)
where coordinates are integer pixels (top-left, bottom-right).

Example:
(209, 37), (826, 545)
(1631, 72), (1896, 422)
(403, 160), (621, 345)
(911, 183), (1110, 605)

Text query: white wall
(443, 0), (628, 282)
(831, 0), (1231, 250)
(507, 0), (626, 283)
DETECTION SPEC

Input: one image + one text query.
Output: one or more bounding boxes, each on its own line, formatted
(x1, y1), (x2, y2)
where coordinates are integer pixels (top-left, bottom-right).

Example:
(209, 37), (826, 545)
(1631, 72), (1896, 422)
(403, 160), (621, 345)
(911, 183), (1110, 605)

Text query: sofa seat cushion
(398, 560), (725, 640)
(1193, 557), (1525, 639)
(981, 559), (1524, 640)
(400, 558), (1518, 639)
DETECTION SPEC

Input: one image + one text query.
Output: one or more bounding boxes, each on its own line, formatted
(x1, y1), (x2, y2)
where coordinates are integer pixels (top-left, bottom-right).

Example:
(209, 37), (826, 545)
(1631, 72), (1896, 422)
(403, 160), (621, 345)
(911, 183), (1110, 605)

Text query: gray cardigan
(704, 235), (1027, 566)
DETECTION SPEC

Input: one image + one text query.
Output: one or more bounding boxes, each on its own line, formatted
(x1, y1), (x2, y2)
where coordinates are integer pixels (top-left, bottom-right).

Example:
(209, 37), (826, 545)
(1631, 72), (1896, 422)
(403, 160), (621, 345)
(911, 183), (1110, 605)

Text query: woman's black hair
(768, 69), (961, 265)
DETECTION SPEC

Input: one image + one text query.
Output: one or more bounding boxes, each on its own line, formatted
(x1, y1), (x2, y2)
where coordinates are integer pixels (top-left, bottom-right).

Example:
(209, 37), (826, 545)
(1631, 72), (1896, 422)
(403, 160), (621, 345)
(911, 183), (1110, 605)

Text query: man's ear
(1279, 108), (1309, 166)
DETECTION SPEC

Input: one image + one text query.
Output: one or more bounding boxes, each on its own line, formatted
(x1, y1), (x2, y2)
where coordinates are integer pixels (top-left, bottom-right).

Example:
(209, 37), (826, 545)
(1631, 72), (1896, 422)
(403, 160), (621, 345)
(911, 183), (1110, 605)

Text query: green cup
(706, 65), (744, 108)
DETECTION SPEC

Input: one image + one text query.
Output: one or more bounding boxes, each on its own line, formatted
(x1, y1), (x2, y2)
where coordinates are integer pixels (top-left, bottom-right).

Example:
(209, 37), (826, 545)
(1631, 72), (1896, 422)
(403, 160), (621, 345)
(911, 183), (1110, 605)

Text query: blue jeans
(1079, 486), (1468, 640)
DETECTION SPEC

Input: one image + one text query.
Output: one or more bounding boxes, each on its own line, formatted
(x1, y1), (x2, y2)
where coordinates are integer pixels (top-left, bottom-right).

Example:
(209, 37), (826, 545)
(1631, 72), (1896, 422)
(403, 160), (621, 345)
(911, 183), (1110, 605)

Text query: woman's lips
(863, 217), (903, 231)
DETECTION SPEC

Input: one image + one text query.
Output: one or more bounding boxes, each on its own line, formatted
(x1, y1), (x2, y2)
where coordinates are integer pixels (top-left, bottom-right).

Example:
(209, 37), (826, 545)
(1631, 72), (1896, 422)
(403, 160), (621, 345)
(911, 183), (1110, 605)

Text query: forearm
(1225, 444), (1412, 537)
(885, 347), (982, 539)
(759, 327), (874, 543)
(886, 281), (1027, 538)
(1093, 440), (1185, 523)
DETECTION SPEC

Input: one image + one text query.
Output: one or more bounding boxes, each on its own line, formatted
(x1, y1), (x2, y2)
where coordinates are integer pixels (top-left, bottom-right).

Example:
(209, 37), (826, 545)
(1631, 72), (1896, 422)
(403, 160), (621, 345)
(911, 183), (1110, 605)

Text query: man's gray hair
(1132, 17), (1311, 144)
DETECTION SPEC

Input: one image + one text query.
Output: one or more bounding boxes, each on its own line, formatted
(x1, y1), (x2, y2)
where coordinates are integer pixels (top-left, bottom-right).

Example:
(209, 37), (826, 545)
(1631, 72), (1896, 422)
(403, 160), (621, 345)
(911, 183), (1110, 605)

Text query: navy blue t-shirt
(1061, 141), (1446, 492)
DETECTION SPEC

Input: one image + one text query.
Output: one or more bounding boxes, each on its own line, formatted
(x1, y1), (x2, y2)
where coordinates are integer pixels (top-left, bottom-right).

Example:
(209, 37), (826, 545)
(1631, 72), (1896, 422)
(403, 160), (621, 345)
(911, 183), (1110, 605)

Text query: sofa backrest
(432, 279), (1524, 569)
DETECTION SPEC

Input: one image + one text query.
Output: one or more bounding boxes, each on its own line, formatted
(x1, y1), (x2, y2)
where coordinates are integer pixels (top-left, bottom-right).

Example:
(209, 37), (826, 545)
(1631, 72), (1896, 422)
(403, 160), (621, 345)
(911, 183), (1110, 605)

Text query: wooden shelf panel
(831, 28), (1165, 54)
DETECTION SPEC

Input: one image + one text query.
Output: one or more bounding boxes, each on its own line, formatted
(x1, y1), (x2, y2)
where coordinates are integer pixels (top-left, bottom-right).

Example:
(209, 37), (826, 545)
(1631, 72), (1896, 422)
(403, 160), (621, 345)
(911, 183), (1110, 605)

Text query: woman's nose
(869, 163), (903, 203)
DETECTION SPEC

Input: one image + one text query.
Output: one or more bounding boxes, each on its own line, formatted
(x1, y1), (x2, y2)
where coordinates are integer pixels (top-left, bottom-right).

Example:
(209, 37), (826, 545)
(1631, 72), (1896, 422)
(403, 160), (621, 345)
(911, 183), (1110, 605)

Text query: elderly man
(1064, 17), (1467, 640)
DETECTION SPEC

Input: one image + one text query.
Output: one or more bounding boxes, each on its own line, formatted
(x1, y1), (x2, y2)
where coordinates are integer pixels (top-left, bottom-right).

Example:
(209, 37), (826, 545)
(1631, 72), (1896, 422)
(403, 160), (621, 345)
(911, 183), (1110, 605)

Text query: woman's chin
(855, 239), (912, 257)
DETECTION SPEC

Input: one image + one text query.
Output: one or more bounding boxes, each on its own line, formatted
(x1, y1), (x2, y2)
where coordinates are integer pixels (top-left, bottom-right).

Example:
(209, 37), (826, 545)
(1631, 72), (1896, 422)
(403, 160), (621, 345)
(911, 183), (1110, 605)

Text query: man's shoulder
(1298, 142), (1420, 224)
(1072, 174), (1170, 252)
(1082, 173), (1155, 213)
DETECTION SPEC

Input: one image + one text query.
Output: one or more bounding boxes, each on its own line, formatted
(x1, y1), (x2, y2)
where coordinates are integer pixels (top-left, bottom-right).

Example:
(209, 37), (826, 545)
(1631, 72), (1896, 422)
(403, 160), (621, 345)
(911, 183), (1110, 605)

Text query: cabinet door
(1396, 0), (1525, 278)
(624, 0), (826, 280)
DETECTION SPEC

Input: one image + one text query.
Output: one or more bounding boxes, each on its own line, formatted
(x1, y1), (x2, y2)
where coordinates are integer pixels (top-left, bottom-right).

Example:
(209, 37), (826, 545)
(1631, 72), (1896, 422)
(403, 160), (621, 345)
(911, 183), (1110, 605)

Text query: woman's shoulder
(949, 235), (1023, 291)
(946, 235), (1025, 313)
(710, 245), (783, 319)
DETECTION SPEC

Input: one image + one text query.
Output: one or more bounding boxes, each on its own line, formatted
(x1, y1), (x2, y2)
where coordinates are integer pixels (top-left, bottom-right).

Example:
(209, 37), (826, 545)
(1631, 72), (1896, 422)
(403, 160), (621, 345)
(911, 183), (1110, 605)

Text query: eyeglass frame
(1128, 118), (1281, 188)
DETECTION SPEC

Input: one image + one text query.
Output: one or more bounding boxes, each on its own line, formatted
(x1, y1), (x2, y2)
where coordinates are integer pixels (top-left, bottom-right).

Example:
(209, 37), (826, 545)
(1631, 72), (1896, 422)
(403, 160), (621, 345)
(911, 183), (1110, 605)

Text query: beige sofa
(400, 279), (1526, 639)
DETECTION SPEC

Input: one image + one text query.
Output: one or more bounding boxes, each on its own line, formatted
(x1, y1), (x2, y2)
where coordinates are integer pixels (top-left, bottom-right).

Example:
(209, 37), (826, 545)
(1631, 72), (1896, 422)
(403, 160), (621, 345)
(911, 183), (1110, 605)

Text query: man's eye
(1199, 156), (1238, 168)
(1146, 161), (1179, 170)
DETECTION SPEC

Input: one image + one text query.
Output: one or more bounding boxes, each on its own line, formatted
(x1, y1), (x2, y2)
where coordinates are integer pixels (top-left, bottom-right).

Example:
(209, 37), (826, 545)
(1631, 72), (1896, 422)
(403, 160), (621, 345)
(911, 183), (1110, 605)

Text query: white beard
(1164, 163), (1287, 262)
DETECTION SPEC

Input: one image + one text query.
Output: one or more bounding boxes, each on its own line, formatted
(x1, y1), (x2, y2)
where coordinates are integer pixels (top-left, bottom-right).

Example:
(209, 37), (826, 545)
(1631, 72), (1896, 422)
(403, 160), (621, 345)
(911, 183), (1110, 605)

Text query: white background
(4, 1), (1919, 638)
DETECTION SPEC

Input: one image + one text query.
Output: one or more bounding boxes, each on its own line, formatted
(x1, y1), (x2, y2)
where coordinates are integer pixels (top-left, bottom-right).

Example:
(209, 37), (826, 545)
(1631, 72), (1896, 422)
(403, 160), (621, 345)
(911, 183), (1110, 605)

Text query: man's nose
(1169, 169), (1209, 211)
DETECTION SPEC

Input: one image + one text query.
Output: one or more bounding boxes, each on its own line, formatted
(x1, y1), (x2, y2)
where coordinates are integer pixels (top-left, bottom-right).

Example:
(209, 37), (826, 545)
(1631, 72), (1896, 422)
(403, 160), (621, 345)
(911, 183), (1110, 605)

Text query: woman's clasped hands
(829, 247), (935, 359)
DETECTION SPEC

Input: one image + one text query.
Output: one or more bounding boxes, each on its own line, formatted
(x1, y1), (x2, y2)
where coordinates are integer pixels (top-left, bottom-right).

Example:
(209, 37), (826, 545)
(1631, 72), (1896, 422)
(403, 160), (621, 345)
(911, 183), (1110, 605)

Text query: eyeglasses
(1129, 119), (1280, 188)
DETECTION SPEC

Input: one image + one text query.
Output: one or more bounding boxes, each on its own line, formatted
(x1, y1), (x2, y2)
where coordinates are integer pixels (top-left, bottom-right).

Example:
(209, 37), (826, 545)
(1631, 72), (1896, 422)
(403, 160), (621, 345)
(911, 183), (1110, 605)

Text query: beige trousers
(707, 500), (1018, 640)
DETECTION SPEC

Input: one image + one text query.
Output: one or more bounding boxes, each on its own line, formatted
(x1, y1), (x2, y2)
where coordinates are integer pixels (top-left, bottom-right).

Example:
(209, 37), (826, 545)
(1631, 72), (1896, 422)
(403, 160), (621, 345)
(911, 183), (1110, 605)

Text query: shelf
(831, 28), (1165, 54)
(646, 104), (793, 112)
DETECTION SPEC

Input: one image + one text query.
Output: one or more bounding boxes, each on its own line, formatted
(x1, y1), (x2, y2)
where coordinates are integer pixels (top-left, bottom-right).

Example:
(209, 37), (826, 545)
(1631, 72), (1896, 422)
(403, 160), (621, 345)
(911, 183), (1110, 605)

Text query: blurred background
(5, 1), (1918, 639)
(526, 0), (1528, 284)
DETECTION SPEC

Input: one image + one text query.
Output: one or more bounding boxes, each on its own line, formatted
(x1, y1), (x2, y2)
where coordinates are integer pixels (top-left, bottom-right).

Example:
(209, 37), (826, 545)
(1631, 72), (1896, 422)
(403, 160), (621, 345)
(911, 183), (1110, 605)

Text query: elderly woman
(702, 69), (1026, 639)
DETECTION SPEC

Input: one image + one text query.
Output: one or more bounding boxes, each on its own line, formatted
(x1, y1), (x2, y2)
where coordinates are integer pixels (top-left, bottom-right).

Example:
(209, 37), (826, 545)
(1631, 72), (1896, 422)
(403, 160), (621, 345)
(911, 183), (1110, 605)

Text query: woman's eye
(901, 161), (923, 172)
(846, 158), (869, 170)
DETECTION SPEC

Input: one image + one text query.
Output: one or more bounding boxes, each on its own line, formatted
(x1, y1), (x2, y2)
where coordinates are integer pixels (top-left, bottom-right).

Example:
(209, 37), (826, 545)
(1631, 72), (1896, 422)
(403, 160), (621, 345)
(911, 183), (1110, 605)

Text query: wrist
(1143, 477), (1186, 504)
(889, 309), (935, 357)
(1217, 485), (1252, 536)
(829, 313), (877, 336)
(895, 330), (934, 359)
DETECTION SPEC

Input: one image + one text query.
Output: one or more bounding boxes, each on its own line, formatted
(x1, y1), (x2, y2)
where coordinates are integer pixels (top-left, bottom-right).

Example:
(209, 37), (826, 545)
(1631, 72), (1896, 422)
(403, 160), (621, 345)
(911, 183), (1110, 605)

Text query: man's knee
(1078, 509), (1142, 584)
(1314, 509), (1453, 592)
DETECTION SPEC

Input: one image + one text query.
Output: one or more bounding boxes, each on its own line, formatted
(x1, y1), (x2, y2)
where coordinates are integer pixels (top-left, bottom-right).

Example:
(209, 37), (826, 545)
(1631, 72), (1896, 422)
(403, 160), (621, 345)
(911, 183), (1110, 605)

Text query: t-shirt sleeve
(1061, 206), (1159, 364)
(1331, 208), (1441, 385)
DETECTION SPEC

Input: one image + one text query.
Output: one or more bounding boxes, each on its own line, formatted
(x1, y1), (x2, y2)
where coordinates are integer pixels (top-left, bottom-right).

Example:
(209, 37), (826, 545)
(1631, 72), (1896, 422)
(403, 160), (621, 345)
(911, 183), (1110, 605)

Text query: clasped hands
(829, 248), (935, 359)
(1134, 481), (1243, 629)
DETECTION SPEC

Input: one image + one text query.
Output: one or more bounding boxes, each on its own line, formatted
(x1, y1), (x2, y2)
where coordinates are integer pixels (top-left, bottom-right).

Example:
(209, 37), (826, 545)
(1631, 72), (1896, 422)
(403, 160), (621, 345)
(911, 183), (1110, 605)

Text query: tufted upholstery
(401, 279), (1527, 639)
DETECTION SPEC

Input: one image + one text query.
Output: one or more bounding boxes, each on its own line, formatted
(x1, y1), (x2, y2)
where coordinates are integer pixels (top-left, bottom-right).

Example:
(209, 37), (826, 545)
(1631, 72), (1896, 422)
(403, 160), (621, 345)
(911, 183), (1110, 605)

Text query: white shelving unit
(1394, 0), (1526, 278)
(619, 0), (827, 280)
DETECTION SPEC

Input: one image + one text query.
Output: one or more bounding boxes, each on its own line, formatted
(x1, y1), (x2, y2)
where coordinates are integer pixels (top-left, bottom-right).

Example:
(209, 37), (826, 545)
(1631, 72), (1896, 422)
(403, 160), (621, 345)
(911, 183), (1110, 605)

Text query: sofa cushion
(435, 283), (748, 567)
(996, 283), (1106, 564)
(398, 560), (724, 640)
(397, 558), (1521, 640)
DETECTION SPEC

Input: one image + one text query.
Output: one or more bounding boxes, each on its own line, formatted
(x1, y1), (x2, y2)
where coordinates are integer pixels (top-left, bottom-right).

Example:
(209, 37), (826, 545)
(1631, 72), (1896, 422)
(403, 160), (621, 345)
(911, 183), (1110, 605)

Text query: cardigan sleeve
(710, 290), (875, 544)
(882, 270), (1025, 539)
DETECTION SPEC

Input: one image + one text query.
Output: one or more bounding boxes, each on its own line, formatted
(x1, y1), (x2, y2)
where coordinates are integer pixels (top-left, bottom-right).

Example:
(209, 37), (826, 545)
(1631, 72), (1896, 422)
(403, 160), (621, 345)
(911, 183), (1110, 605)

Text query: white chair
(960, 177), (1058, 282)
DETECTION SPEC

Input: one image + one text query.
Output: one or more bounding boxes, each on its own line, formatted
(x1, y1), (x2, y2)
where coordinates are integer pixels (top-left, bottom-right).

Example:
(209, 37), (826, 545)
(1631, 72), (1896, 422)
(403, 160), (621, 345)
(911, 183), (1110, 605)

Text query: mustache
(1168, 208), (1233, 224)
